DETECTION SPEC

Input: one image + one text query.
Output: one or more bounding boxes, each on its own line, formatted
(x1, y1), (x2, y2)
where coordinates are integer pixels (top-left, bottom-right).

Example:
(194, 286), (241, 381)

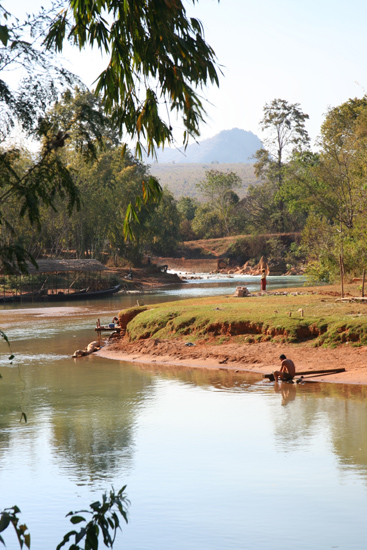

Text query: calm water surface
(1, 277), (366, 550)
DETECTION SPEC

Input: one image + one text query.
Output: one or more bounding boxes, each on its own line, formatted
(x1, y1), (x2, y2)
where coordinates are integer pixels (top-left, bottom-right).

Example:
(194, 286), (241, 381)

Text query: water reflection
(273, 380), (297, 406)
(2, 282), (367, 550)
(0, 358), (156, 483)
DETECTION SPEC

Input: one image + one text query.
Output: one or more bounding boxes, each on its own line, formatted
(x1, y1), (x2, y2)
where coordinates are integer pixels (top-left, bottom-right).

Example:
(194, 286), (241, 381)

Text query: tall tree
(254, 98), (310, 231)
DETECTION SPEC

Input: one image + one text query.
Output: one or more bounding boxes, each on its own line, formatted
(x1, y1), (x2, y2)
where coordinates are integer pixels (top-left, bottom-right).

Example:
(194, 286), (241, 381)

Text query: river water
(1, 276), (366, 550)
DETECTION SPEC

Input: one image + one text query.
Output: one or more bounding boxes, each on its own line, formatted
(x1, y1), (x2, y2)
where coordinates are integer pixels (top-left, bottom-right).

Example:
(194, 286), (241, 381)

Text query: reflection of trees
(0, 359), (154, 481)
(0, 373), (21, 458)
(324, 387), (367, 480)
(271, 382), (367, 478)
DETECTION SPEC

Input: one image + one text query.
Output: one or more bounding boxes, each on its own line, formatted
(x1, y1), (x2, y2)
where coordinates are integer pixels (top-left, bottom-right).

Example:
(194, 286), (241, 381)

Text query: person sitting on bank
(273, 354), (296, 382)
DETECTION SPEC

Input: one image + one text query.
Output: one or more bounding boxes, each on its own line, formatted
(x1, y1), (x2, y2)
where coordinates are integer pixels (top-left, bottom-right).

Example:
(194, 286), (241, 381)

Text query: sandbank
(96, 338), (367, 385)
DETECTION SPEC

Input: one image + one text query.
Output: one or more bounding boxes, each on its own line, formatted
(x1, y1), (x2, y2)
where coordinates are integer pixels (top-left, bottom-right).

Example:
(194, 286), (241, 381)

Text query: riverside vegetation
(3, 84), (367, 284)
(116, 283), (367, 349)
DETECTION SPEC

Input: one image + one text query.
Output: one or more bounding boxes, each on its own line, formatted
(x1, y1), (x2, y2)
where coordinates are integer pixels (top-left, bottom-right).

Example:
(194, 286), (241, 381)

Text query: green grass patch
(123, 292), (367, 348)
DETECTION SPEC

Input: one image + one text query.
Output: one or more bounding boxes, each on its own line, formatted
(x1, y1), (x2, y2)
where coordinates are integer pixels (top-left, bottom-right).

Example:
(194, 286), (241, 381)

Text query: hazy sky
(6, 0), (367, 147)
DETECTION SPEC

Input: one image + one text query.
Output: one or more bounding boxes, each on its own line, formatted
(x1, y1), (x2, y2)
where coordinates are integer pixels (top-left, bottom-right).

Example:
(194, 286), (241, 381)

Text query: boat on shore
(0, 284), (122, 303)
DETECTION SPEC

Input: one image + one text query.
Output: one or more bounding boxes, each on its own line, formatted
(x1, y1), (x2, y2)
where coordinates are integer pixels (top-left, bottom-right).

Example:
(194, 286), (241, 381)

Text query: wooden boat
(95, 325), (122, 332)
(0, 284), (122, 303)
(264, 367), (345, 383)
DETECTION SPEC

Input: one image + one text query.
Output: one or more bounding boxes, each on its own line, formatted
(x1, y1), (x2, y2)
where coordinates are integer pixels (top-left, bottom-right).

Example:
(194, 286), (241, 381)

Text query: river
(1, 276), (366, 550)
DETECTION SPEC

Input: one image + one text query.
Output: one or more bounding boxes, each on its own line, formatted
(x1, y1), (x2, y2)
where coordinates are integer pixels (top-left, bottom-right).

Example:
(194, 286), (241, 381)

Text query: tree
(44, 0), (220, 157)
(285, 97), (367, 280)
(144, 189), (181, 256)
(177, 196), (199, 240)
(195, 169), (242, 235)
(254, 99), (310, 231)
(0, 2), (79, 144)
(191, 204), (223, 239)
(0, 1), (220, 271)
(0, 3), (86, 272)
(259, 99), (310, 168)
(177, 196), (199, 222)
(0, 87), (118, 272)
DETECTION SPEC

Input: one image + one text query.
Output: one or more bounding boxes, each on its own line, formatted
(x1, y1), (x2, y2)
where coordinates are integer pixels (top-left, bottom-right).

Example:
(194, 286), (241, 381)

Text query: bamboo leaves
(45, 0), (220, 156)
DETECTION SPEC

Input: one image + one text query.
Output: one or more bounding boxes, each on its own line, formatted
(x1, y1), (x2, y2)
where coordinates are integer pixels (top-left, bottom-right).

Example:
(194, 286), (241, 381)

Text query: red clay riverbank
(96, 338), (367, 385)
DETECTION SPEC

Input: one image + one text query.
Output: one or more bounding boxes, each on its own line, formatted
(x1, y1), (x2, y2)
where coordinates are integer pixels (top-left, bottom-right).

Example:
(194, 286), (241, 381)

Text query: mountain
(153, 128), (262, 164)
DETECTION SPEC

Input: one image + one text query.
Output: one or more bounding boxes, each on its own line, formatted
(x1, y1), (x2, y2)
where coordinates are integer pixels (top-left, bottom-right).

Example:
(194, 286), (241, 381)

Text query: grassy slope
(149, 163), (258, 199)
(121, 285), (367, 348)
(180, 232), (301, 258)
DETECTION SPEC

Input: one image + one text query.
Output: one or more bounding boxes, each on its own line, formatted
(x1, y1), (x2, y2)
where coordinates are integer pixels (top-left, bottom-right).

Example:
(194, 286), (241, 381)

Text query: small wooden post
(362, 269), (366, 298)
(339, 255), (344, 298)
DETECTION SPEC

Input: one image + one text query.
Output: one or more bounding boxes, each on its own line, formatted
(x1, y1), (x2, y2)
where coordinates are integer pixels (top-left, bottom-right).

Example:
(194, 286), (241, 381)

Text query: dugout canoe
(0, 284), (121, 303)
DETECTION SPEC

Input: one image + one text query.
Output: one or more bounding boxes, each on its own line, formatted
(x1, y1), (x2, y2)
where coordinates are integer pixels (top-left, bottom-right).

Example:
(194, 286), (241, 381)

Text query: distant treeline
(149, 163), (259, 200)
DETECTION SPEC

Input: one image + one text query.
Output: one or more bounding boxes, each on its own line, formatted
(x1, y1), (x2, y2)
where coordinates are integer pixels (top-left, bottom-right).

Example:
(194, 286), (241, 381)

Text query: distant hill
(152, 128), (262, 164)
(149, 162), (259, 200)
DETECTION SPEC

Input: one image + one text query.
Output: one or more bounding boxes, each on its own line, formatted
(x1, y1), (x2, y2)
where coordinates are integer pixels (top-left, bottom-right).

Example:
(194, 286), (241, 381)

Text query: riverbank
(97, 282), (367, 385)
(97, 339), (367, 385)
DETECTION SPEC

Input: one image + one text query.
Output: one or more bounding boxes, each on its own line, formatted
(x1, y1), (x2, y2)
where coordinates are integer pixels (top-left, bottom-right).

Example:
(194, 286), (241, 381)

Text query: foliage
(143, 189), (181, 256)
(286, 97), (367, 279)
(0, 487), (129, 550)
(195, 169), (242, 235)
(227, 233), (301, 264)
(191, 204), (223, 239)
(304, 259), (333, 284)
(0, 506), (30, 549)
(176, 196), (199, 241)
(0, 3), (85, 271)
(149, 162), (258, 200)
(284, 241), (306, 267)
(253, 99), (310, 232)
(177, 196), (199, 221)
(57, 487), (129, 550)
(0, 89), (172, 263)
(44, 0), (220, 157)
(259, 98), (310, 164)
(1, 0), (220, 271)
(0, 2), (78, 142)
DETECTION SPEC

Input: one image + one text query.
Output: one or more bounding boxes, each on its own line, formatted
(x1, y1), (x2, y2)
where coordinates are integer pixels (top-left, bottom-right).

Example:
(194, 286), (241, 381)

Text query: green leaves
(56, 486), (129, 550)
(0, 507), (30, 549)
(0, 24), (10, 46)
(123, 175), (162, 240)
(0, 488), (128, 550)
(45, 0), (220, 156)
